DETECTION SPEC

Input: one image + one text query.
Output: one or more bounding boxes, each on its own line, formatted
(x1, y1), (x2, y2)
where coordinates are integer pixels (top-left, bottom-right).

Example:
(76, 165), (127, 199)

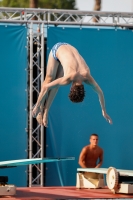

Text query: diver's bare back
(56, 44), (90, 77)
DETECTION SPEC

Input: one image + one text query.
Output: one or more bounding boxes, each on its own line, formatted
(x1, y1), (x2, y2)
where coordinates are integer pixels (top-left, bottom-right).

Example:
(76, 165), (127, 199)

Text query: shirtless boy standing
(78, 133), (103, 168)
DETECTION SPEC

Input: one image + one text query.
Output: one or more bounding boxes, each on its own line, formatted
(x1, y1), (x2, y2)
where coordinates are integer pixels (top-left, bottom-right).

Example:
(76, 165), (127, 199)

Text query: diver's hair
(90, 133), (98, 139)
(68, 84), (85, 103)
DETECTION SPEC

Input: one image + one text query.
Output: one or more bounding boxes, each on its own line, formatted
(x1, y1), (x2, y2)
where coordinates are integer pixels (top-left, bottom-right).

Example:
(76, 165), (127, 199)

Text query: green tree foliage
(1, 0), (77, 9)
(1, 0), (29, 8)
(39, 0), (76, 9)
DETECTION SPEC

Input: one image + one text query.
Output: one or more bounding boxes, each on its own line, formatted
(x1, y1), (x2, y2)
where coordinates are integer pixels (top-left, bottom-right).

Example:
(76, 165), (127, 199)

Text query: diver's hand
(102, 110), (112, 124)
(32, 104), (41, 118)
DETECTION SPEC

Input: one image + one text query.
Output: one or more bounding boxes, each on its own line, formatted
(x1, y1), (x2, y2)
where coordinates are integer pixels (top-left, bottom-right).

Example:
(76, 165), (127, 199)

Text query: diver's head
(68, 83), (85, 103)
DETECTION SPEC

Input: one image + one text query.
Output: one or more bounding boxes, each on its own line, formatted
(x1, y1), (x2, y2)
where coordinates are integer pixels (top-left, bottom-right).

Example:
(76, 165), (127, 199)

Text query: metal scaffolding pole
(29, 22), (33, 187)
(36, 24), (41, 186)
(28, 21), (45, 187)
(41, 23), (44, 186)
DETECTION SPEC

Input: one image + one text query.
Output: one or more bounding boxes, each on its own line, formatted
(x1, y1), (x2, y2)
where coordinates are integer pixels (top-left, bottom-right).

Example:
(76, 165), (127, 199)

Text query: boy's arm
(78, 147), (87, 168)
(85, 75), (112, 124)
(45, 76), (72, 89)
(32, 76), (71, 117)
(95, 149), (104, 168)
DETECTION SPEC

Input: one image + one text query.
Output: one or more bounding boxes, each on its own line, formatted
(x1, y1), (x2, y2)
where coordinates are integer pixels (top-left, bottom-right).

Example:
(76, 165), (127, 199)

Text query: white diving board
(77, 167), (133, 194)
(77, 168), (133, 177)
(0, 157), (75, 168)
(77, 168), (108, 174)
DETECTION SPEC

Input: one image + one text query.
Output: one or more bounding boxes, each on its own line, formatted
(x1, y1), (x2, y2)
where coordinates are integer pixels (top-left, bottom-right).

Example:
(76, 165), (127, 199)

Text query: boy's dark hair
(68, 84), (85, 103)
(90, 133), (98, 138)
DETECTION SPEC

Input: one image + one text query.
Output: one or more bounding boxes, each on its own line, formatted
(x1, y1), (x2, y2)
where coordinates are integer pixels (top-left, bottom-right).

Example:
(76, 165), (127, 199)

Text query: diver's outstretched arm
(85, 75), (112, 124)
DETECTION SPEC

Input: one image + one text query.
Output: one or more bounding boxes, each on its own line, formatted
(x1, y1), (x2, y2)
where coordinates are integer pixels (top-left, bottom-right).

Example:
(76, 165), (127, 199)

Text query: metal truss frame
(28, 22), (45, 187)
(0, 8), (133, 27)
(0, 7), (133, 187)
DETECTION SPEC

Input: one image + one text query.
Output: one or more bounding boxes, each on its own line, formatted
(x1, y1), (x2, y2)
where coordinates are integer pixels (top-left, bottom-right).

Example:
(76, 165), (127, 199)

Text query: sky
(76, 0), (133, 12)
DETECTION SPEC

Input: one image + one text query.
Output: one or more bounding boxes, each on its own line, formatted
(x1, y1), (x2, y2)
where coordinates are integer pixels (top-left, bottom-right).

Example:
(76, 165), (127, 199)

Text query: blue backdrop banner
(46, 26), (133, 186)
(0, 24), (27, 186)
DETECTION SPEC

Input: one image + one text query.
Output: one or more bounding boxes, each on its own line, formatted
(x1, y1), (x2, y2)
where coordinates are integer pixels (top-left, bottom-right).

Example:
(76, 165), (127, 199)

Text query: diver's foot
(43, 112), (48, 127)
(36, 112), (43, 125)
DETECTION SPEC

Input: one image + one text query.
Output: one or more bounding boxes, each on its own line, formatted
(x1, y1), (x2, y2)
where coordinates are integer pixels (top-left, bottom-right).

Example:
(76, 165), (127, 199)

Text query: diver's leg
(32, 51), (59, 118)
(36, 64), (63, 126)
(42, 64), (64, 127)
(36, 87), (59, 126)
